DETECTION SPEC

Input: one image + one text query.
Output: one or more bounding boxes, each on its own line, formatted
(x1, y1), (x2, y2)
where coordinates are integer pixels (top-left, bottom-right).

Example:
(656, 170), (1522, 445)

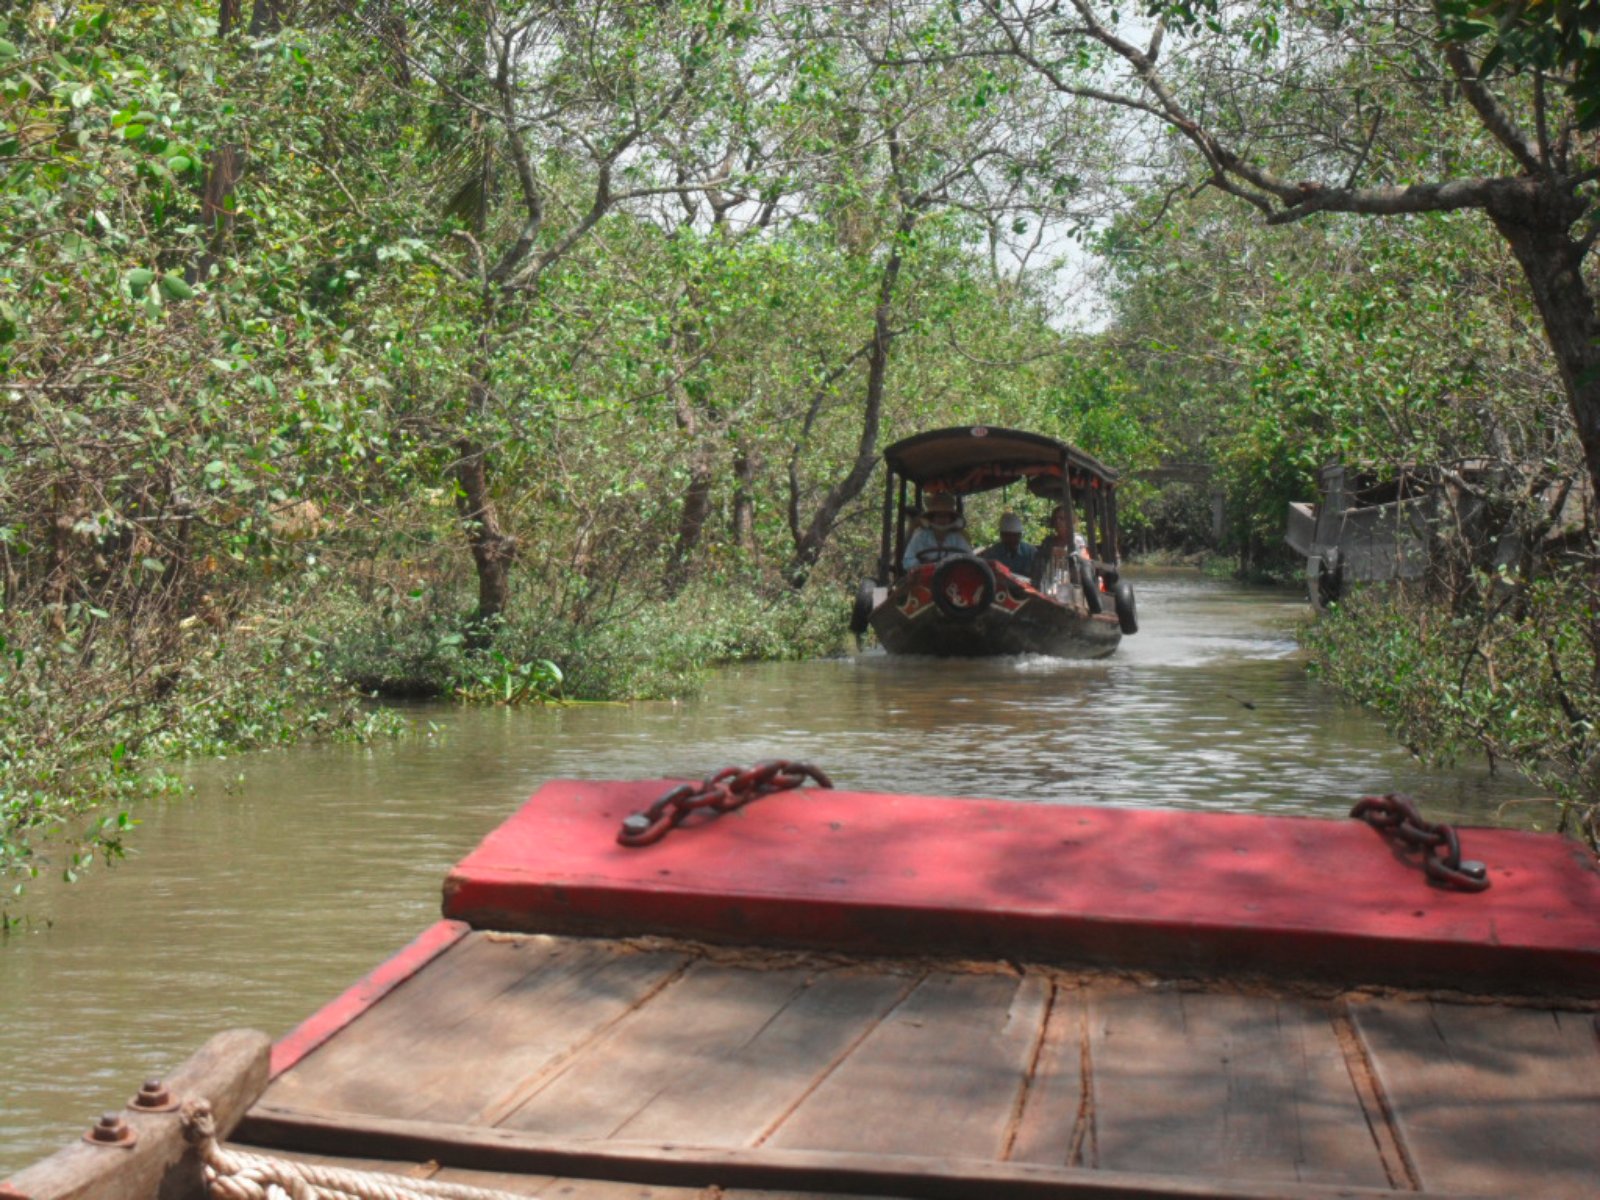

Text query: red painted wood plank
(442, 781), (1600, 996)
(270, 919), (471, 1077)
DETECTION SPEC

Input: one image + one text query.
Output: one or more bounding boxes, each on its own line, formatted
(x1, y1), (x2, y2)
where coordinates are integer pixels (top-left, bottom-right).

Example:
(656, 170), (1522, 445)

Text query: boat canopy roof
(882, 425), (1116, 499)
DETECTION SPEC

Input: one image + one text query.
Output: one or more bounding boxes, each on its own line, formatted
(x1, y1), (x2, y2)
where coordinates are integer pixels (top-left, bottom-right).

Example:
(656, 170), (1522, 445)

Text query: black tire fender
(1113, 580), (1138, 634)
(849, 578), (877, 635)
(931, 555), (996, 622)
(1080, 563), (1103, 615)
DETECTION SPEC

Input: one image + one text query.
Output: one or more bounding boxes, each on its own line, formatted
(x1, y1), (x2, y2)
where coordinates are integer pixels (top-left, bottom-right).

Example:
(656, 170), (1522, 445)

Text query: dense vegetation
(4, 0), (1597, 917)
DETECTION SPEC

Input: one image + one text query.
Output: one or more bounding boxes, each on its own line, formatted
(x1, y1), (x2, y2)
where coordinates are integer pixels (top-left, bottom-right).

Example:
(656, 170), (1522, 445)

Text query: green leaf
(126, 268), (154, 295)
(0, 39), (18, 63)
(159, 274), (195, 300)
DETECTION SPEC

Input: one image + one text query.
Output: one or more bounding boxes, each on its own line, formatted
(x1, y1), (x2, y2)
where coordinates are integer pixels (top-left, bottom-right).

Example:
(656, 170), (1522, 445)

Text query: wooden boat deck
(11, 782), (1599, 1200)
(237, 928), (1600, 1199)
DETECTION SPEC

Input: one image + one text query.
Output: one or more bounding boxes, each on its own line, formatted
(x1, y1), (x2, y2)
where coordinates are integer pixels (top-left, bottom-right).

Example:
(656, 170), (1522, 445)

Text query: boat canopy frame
(876, 425), (1120, 582)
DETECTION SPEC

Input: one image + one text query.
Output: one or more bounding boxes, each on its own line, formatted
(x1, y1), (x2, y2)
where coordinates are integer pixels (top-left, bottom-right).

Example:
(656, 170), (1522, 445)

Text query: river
(0, 569), (1546, 1174)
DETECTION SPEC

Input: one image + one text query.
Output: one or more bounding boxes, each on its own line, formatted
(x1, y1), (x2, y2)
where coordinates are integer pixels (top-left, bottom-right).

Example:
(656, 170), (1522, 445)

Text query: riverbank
(0, 576), (847, 927)
(1304, 576), (1600, 849)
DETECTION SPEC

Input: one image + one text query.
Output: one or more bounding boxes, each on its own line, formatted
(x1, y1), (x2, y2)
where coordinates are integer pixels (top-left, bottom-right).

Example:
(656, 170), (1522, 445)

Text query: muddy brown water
(0, 569), (1549, 1174)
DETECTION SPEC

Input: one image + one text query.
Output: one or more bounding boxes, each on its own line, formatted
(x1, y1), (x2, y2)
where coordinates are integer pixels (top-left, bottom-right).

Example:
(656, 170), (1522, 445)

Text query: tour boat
(7, 765), (1599, 1200)
(850, 426), (1137, 658)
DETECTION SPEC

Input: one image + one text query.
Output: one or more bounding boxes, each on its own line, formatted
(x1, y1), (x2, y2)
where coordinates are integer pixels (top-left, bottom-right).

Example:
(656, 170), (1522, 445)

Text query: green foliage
(1439, 0), (1600, 129)
(323, 571), (845, 706)
(1304, 575), (1600, 848)
(1095, 184), (1565, 572)
(1129, 483), (1215, 556)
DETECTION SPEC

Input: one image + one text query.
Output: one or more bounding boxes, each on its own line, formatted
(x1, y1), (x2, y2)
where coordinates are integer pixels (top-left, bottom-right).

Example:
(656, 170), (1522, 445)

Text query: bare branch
(1441, 42), (1543, 176)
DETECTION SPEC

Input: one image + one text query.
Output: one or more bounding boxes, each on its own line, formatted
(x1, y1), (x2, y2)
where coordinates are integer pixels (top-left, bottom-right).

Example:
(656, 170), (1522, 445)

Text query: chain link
(1349, 793), (1491, 892)
(617, 760), (834, 847)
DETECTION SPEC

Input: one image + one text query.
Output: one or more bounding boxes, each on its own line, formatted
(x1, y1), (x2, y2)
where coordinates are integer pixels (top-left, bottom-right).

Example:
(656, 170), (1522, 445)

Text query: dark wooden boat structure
(1285, 460), (1589, 610)
(850, 426), (1136, 658)
(8, 769), (1600, 1200)
(1287, 463), (1452, 610)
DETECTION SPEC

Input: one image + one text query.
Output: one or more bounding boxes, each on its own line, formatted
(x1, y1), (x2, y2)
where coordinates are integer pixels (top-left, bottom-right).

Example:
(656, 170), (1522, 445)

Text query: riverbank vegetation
(6, 0), (1599, 908)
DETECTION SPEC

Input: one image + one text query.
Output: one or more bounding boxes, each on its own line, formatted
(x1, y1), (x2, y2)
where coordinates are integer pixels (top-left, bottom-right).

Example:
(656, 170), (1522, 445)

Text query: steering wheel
(916, 546), (962, 563)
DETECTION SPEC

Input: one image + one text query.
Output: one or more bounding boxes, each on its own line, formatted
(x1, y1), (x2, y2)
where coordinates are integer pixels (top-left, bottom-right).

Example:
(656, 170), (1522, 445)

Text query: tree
(768, 4), (1111, 586)
(980, 0), (1600, 515)
(345, 0), (761, 629)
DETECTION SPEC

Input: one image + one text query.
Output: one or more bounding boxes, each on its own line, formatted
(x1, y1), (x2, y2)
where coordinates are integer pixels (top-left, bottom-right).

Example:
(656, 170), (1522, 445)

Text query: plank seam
(472, 953), (699, 1129)
(1333, 1000), (1421, 1193)
(1068, 985), (1095, 1169)
(999, 973), (1056, 1163)
(747, 970), (926, 1149)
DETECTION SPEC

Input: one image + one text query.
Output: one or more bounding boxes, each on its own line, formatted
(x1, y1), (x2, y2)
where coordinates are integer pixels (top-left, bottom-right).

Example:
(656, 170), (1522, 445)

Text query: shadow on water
(0, 568), (1550, 1173)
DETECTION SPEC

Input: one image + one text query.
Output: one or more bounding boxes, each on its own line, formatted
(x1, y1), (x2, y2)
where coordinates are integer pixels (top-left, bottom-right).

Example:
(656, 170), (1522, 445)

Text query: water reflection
(0, 569), (1545, 1173)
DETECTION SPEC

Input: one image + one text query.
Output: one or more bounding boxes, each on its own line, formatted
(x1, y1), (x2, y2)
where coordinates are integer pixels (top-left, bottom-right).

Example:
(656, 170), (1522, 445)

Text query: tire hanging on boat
(849, 578), (877, 635)
(1080, 562), (1103, 615)
(931, 555), (996, 621)
(1113, 580), (1138, 634)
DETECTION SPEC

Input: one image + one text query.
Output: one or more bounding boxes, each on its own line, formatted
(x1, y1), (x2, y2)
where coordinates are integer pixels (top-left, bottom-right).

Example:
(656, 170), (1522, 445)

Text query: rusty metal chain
(1349, 793), (1491, 892)
(617, 760), (834, 848)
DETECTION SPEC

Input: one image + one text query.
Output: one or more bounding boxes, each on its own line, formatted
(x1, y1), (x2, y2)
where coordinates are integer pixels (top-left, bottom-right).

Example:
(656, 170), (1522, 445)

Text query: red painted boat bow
(442, 781), (1600, 997)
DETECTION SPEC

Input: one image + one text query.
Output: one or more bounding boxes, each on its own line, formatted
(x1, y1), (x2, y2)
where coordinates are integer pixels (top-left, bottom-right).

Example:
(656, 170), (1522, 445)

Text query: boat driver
(980, 511), (1035, 578)
(902, 493), (973, 568)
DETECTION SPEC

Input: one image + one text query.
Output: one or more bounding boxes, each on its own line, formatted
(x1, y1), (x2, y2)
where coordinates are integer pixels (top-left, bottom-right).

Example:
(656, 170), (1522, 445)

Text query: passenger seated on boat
(902, 493), (972, 568)
(1036, 508), (1091, 565)
(980, 511), (1035, 579)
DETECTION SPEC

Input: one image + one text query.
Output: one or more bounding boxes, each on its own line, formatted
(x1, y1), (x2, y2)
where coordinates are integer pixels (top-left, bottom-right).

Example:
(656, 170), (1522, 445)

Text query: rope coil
(183, 1101), (530, 1200)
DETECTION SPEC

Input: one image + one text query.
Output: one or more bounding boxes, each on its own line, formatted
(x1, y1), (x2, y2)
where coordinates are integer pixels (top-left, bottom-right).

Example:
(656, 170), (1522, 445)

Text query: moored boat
(851, 425), (1137, 658)
(7, 766), (1600, 1199)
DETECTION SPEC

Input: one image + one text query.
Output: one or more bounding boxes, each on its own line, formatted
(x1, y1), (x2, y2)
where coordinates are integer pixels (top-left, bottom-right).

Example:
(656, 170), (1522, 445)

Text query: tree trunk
(455, 423), (516, 633)
(1485, 185), (1600, 509)
(664, 319), (714, 590)
(732, 444), (756, 552)
(786, 219), (910, 588)
(669, 451), (714, 591)
(1487, 184), (1600, 693)
(193, 0), (280, 282)
(194, 144), (243, 283)
(248, 0), (283, 37)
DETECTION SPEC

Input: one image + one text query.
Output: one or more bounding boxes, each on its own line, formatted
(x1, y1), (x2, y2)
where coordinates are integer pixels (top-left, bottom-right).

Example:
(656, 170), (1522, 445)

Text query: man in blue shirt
(902, 493), (973, 568)
(980, 511), (1035, 578)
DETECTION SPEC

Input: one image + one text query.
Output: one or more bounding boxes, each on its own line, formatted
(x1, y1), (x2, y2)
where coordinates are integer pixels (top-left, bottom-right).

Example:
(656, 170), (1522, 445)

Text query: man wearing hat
(980, 511), (1035, 578)
(901, 492), (973, 569)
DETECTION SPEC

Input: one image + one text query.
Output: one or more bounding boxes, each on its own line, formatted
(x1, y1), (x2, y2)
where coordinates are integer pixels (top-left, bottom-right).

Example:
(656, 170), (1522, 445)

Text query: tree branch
(1441, 41), (1543, 176)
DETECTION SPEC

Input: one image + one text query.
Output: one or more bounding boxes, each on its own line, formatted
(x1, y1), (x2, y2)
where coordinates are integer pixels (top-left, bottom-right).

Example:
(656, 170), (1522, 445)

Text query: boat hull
(869, 561), (1122, 658)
